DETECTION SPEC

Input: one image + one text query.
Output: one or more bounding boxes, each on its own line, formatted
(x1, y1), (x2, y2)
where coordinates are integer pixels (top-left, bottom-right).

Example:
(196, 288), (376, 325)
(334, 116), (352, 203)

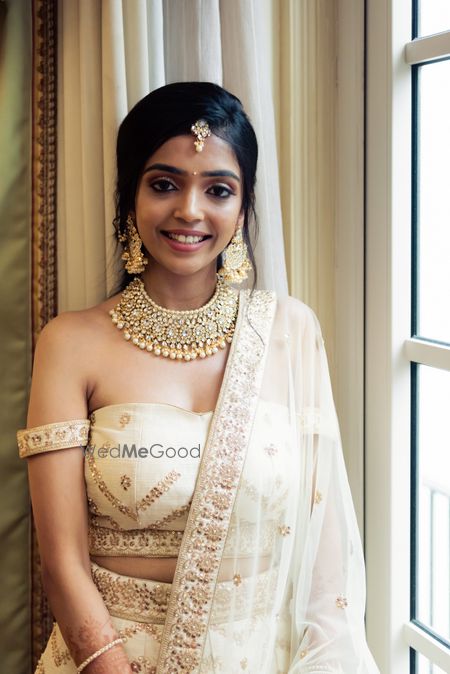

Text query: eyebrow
(143, 163), (240, 181)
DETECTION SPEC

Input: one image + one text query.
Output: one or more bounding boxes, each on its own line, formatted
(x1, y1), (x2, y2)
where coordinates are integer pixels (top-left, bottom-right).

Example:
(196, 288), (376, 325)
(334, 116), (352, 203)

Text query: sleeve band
(17, 419), (91, 459)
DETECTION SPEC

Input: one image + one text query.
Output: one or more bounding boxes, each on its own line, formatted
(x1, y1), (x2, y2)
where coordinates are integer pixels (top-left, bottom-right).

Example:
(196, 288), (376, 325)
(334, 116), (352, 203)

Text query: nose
(173, 188), (204, 222)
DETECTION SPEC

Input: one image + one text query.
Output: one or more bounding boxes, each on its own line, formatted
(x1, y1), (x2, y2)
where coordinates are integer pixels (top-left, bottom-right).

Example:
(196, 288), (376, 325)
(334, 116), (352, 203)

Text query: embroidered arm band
(17, 419), (91, 459)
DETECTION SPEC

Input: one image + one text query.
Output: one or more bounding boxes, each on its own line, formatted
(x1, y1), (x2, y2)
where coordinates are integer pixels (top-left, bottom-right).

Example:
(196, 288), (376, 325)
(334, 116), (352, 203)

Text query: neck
(139, 264), (219, 310)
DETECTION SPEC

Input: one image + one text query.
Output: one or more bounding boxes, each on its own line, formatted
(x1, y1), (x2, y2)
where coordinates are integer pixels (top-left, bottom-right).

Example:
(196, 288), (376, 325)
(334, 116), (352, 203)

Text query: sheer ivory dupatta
(156, 288), (378, 673)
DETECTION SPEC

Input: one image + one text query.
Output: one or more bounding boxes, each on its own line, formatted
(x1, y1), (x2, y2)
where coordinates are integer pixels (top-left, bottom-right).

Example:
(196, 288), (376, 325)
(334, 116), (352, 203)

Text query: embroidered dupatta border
(156, 288), (277, 674)
(30, 0), (58, 669)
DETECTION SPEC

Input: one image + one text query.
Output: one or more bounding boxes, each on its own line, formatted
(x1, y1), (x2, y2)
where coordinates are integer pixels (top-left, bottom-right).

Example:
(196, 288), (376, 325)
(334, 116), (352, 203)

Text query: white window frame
(366, 0), (450, 671)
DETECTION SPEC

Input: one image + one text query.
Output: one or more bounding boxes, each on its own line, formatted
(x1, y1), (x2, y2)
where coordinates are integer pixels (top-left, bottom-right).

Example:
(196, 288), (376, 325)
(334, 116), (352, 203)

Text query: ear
(236, 209), (245, 232)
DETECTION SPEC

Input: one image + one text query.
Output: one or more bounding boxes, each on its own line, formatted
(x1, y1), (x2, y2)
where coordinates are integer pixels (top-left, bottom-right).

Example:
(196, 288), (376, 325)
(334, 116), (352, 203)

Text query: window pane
(416, 60), (450, 343)
(415, 365), (450, 641)
(418, 1), (450, 36)
(416, 652), (448, 674)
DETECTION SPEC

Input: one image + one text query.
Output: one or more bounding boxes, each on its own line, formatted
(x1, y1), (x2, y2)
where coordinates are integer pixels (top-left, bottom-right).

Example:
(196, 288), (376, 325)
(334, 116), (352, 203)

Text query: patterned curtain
(0, 0), (58, 671)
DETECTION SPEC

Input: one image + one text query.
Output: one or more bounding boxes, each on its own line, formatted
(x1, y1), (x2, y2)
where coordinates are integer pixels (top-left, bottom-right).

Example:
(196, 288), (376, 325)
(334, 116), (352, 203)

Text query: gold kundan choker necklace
(109, 276), (239, 362)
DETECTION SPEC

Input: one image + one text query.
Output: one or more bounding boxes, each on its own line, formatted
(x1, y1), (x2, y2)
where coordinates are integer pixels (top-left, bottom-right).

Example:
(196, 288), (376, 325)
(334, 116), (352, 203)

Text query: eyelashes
(150, 178), (176, 192)
(149, 178), (235, 199)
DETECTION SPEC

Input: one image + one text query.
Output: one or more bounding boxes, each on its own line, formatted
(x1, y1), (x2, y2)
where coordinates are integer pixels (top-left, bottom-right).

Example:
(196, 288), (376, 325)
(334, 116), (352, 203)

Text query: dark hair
(108, 81), (259, 297)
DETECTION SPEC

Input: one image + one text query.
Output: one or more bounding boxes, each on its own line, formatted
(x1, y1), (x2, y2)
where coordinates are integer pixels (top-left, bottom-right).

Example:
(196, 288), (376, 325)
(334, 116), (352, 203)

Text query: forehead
(143, 134), (240, 173)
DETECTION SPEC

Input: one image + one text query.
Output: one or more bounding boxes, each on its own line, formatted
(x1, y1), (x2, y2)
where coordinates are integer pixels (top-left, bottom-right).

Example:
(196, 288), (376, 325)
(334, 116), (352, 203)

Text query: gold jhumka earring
(217, 226), (253, 284)
(119, 214), (148, 274)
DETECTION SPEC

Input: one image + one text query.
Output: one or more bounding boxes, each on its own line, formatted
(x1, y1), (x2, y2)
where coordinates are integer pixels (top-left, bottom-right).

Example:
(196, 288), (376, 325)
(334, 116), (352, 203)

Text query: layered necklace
(109, 276), (239, 362)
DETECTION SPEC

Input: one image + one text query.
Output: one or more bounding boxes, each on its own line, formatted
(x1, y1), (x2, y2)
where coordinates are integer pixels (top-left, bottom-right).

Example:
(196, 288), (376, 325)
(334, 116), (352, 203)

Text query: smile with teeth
(165, 232), (209, 244)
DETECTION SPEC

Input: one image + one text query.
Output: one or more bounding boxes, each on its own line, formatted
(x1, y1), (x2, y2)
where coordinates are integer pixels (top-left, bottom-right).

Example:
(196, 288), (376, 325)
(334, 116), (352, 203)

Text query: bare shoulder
(37, 293), (121, 351)
(27, 293), (122, 426)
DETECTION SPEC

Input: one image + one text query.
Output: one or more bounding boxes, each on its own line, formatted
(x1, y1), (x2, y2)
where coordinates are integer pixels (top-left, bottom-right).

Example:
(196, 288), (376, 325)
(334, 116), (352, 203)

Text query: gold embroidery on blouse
(119, 412), (131, 428)
(136, 470), (181, 512)
(88, 523), (184, 557)
(17, 419), (90, 459)
(156, 289), (277, 673)
(89, 411), (96, 426)
(88, 497), (122, 530)
(86, 453), (138, 521)
(232, 573), (242, 586)
(120, 475), (132, 491)
(50, 625), (71, 666)
(145, 503), (191, 529)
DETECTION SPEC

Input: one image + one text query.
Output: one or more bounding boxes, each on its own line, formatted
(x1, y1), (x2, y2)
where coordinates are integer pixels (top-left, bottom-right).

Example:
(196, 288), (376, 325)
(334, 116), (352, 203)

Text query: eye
(207, 184), (234, 199)
(150, 178), (177, 193)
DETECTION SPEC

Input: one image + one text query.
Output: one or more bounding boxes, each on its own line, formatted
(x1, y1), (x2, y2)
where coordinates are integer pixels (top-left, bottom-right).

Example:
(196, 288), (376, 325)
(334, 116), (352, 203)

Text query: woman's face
(134, 133), (244, 278)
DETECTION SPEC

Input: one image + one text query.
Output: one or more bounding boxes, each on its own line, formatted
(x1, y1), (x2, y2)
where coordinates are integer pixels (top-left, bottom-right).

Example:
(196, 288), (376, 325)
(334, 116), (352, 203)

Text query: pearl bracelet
(76, 637), (125, 672)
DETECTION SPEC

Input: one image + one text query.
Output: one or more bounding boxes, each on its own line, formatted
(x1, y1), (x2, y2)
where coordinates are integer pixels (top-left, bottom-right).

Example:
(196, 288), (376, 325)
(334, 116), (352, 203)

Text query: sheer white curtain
(57, 0), (288, 311)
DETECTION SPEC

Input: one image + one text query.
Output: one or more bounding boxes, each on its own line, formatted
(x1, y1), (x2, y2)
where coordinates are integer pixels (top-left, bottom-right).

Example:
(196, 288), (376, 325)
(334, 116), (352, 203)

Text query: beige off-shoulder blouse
(17, 401), (291, 560)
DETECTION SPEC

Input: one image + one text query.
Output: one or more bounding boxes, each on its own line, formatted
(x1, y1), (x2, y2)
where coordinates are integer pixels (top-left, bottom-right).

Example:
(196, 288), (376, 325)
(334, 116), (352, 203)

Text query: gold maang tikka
(217, 226), (252, 284)
(191, 119), (211, 152)
(118, 214), (148, 274)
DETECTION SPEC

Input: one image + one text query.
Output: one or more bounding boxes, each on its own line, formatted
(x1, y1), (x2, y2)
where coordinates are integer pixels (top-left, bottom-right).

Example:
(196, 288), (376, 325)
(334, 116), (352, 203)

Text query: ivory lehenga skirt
(35, 561), (290, 673)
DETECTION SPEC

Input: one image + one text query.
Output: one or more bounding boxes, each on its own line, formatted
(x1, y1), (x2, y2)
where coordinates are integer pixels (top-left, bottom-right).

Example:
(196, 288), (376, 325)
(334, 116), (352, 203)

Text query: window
(366, 0), (450, 671)
(409, 2), (450, 670)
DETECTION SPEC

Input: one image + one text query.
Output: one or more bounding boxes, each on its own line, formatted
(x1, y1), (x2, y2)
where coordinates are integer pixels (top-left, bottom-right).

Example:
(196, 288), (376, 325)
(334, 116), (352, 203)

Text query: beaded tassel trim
(109, 277), (239, 362)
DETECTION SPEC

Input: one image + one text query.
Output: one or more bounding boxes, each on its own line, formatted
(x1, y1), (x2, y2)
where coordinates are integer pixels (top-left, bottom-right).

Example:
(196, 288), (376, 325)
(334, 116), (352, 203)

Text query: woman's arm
(25, 313), (132, 673)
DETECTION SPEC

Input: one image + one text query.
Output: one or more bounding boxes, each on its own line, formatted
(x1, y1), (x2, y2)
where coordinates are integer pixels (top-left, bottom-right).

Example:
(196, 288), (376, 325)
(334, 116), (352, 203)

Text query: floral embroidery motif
(240, 657), (248, 669)
(278, 524), (291, 536)
(89, 411), (96, 426)
(130, 658), (156, 673)
(156, 288), (277, 674)
(119, 623), (161, 642)
(300, 649), (308, 659)
(119, 412), (131, 428)
(233, 573), (242, 586)
(264, 443), (278, 456)
(336, 594), (348, 609)
(120, 475), (132, 491)
(91, 564), (171, 624)
(314, 490), (323, 504)
(17, 419), (90, 459)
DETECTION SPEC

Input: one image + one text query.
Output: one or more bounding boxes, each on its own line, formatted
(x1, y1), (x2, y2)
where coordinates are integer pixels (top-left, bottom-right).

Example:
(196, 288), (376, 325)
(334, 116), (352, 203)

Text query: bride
(18, 81), (379, 674)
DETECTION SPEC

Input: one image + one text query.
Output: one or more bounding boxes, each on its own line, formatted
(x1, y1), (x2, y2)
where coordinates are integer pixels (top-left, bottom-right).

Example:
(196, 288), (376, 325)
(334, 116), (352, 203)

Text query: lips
(161, 230), (212, 239)
(160, 231), (212, 252)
